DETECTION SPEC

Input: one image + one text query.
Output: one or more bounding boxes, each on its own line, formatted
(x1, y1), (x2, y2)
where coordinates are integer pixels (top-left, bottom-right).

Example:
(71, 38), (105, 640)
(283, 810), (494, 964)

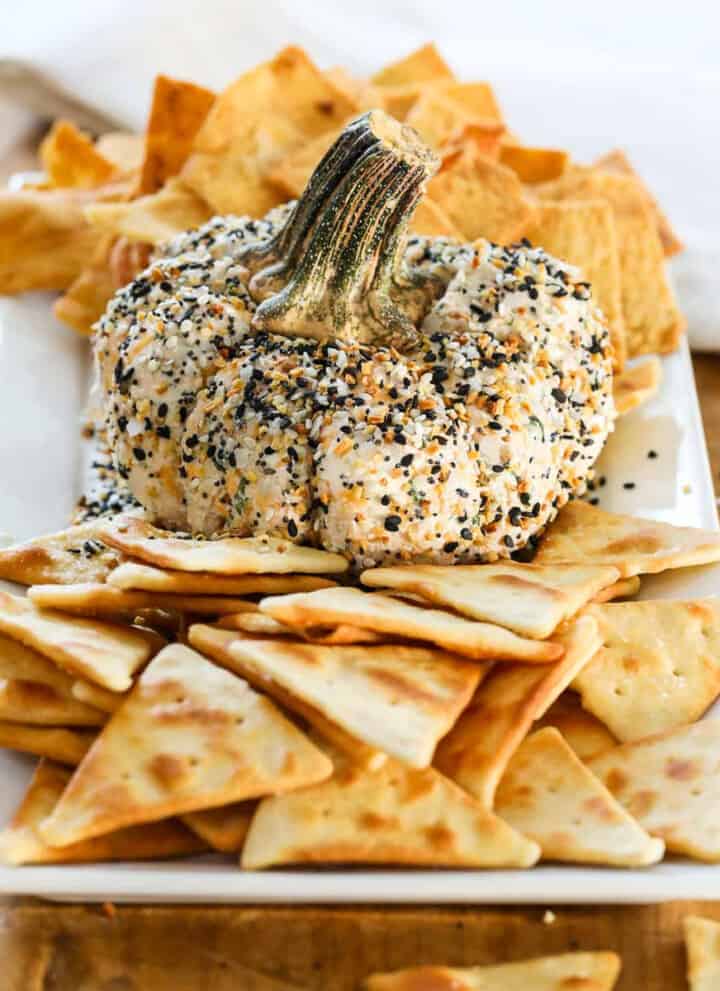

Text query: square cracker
(98, 515), (349, 575)
(434, 614), (602, 807)
(361, 561), (619, 640)
(0, 520), (120, 587)
(0, 760), (205, 865)
(0, 591), (154, 692)
(108, 560), (335, 596)
(534, 501), (720, 577)
(242, 750), (539, 870)
(0, 722), (95, 765)
(613, 356), (662, 416)
(589, 720), (720, 862)
(684, 916), (720, 991)
(260, 586), (563, 662)
(495, 727), (663, 866)
(574, 600), (720, 742)
(39, 643), (332, 847)
(364, 952), (621, 991)
(189, 624), (482, 769)
(524, 199), (626, 370)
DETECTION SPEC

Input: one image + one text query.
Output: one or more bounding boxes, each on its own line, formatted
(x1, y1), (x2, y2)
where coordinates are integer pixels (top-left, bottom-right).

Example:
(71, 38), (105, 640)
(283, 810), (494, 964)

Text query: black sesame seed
(132, 447), (146, 461)
(443, 541), (459, 553)
(648, 450), (658, 459)
(287, 520), (298, 538)
(384, 515), (401, 532)
(623, 482), (636, 490)
(460, 528), (472, 540)
(400, 454), (414, 468)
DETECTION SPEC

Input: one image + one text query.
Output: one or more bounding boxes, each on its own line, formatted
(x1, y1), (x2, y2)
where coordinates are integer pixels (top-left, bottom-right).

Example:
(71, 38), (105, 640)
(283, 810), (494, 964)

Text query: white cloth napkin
(2, 0), (718, 351)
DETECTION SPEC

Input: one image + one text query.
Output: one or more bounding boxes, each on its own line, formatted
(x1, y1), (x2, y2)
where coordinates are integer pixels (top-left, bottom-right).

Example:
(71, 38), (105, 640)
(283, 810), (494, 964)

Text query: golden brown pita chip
(85, 177), (212, 245)
(0, 721), (95, 765)
(434, 614), (601, 806)
(138, 74), (216, 195)
(589, 720), (720, 862)
(324, 68), (386, 113)
(0, 521), (119, 586)
(0, 760), (206, 865)
(95, 132), (144, 175)
(446, 120), (505, 160)
(364, 952), (621, 991)
(29, 582), (259, 622)
(39, 643), (333, 847)
(592, 576), (641, 603)
(53, 234), (118, 335)
(261, 587), (562, 663)
(429, 149), (535, 242)
(595, 148), (683, 258)
(242, 751), (539, 870)
(404, 90), (477, 149)
(534, 501), (720, 577)
(539, 169), (685, 356)
(182, 801), (256, 853)
(0, 678), (105, 727)
(613, 356), (662, 415)
(574, 600), (720, 741)
(268, 128), (343, 199)
(500, 144), (569, 183)
(0, 591), (154, 692)
(684, 915), (720, 991)
(182, 46), (356, 217)
(409, 197), (464, 238)
(441, 81), (503, 122)
(379, 84), (428, 122)
(40, 120), (116, 189)
(216, 611), (385, 645)
(108, 560), (335, 596)
(371, 44), (455, 88)
(189, 624), (482, 768)
(496, 727), (663, 866)
(98, 515), (349, 575)
(534, 692), (617, 760)
(0, 631), (83, 701)
(525, 200), (626, 370)
(71, 680), (124, 714)
(361, 561), (618, 640)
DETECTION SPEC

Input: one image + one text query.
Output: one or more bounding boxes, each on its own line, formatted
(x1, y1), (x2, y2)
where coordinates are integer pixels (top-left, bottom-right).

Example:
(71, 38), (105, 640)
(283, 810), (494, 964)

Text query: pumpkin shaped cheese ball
(95, 111), (615, 568)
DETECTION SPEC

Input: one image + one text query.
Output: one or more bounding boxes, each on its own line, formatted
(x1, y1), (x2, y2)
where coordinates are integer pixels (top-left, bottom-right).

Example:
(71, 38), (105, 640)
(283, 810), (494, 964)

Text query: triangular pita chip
(261, 587), (563, 662)
(72, 679), (124, 714)
(364, 952), (621, 991)
(189, 625), (482, 768)
(108, 561), (335, 596)
(534, 692), (617, 760)
(499, 144), (569, 183)
(434, 614), (601, 806)
(589, 720), (720, 862)
(592, 576), (640, 603)
(95, 132), (144, 175)
(0, 760), (206, 865)
(29, 582), (259, 622)
(0, 520), (120, 586)
(495, 727), (664, 866)
(404, 90), (481, 150)
(0, 678), (105, 727)
(613, 356), (662, 416)
(0, 591), (154, 692)
(0, 630), (81, 701)
(182, 801), (256, 853)
(441, 81), (503, 122)
(410, 197), (464, 238)
(214, 611), (383, 645)
(85, 178), (212, 245)
(39, 644), (332, 846)
(371, 44), (455, 88)
(52, 233), (118, 336)
(684, 915), (720, 991)
(574, 600), (720, 741)
(0, 721), (95, 765)
(361, 561), (619, 639)
(534, 501), (720, 577)
(242, 751), (539, 870)
(40, 120), (116, 189)
(98, 515), (349, 575)
(268, 128), (343, 200)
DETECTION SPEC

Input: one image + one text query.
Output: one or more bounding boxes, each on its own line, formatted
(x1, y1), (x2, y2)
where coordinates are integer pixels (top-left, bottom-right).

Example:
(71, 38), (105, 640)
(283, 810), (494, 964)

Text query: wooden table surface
(1, 124), (720, 991)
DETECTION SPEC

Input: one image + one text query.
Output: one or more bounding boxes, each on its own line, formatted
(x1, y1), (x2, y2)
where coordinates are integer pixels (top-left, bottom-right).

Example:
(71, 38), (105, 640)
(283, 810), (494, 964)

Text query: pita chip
(574, 600), (720, 741)
(189, 624), (482, 768)
(261, 587), (562, 663)
(684, 915), (720, 991)
(107, 560), (334, 596)
(524, 199), (626, 370)
(534, 501), (720, 577)
(0, 521), (120, 586)
(242, 751), (539, 870)
(53, 234), (119, 335)
(86, 177), (212, 245)
(39, 644), (332, 846)
(268, 128), (343, 200)
(0, 760), (206, 865)
(40, 120), (116, 189)
(0, 722), (95, 765)
(361, 561), (619, 639)
(434, 614), (601, 806)
(364, 952), (621, 991)
(410, 198), (464, 238)
(372, 44), (455, 88)
(95, 132), (144, 175)
(592, 576), (641, 604)
(0, 631), (83, 701)
(441, 81), (503, 122)
(98, 515), (349, 575)
(429, 149), (535, 242)
(215, 611), (382, 645)
(0, 591), (154, 692)
(72, 680), (124, 714)
(404, 90), (479, 150)
(589, 720), (720, 862)
(496, 727), (663, 866)
(535, 692), (617, 760)
(500, 144), (569, 183)
(182, 801), (256, 853)
(0, 678), (105, 727)
(613, 356), (662, 415)
(29, 582), (259, 622)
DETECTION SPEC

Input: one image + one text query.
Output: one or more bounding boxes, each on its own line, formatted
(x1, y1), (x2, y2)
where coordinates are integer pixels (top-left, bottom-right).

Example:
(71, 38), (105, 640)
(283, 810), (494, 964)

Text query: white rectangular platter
(0, 293), (718, 904)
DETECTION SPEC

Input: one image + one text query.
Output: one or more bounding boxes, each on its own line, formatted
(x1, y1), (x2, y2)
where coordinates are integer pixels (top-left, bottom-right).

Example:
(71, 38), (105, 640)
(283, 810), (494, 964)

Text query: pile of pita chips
(364, 952), (622, 991)
(684, 915), (720, 991)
